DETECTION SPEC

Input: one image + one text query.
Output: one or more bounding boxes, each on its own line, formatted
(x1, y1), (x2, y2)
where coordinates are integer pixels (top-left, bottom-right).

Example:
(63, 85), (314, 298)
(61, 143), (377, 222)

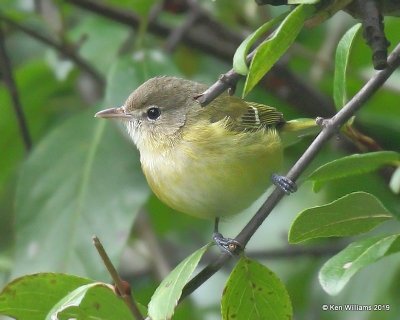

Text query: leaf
(243, 4), (314, 97)
(319, 234), (400, 295)
(389, 166), (400, 194)
(307, 151), (400, 192)
(333, 23), (361, 110)
(0, 60), (76, 187)
(221, 256), (292, 320)
(13, 111), (150, 279)
(233, 13), (287, 75)
(148, 244), (211, 320)
(47, 282), (139, 320)
(288, 192), (393, 243)
(68, 15), (130, 75)
(0, 273), (92, 320)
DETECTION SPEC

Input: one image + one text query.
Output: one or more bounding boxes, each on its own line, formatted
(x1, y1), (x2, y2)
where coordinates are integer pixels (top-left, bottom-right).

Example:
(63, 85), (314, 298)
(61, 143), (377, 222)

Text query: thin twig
(0, 24), (32, 151)
(65, 0), (335, 117)
(180, 42), (400, 301)
(75, 0), (377, 117)
(255, 0), (288, 5)
(357, 0), (389, 70)
(164, 1), (203, 53)
(195, 70), (242, 106)
(193, 25), (336, 117)
(65, 0), (239, 60)
(93, 236), (144, 320)
(197, 243), (345, 265)
(0, 14), (105, 90)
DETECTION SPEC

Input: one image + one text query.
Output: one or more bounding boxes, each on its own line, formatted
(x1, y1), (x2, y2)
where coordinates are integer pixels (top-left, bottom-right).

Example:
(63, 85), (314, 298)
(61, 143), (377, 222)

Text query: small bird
(95, 76), (318, 252)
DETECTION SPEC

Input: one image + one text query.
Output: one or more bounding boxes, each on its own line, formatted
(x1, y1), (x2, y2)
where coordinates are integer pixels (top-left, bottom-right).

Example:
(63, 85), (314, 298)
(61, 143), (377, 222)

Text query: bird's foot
(271, 173), (297, 194)
(213, 232), (242, 255)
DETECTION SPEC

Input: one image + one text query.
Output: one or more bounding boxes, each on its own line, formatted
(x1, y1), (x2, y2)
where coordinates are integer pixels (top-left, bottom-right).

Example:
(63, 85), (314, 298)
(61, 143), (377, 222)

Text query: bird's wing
(209, 95), (285, 132)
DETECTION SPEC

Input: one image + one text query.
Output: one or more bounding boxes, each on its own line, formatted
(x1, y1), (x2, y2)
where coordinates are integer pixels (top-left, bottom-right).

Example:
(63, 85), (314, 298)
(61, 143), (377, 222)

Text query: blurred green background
(1, 0), (400, 319)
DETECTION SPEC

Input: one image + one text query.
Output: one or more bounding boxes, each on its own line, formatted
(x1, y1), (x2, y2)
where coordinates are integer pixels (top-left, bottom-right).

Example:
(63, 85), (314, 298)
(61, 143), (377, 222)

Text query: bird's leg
(271, 173), (297, 194)
(212, 217), (242, 255)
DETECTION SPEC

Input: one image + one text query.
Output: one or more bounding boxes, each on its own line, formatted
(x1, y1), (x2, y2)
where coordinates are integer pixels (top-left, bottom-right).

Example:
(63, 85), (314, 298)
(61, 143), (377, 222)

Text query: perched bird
(95, 76), (318, 251)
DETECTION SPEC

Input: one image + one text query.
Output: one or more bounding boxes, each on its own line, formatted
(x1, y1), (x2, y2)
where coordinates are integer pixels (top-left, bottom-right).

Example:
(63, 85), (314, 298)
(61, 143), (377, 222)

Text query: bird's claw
(213, 232), (242, 255)
(271, 174), (297, 194)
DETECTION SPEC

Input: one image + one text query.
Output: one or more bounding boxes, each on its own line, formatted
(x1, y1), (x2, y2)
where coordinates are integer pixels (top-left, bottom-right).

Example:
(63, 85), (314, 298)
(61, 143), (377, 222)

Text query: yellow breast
(140, 121), (283, 219)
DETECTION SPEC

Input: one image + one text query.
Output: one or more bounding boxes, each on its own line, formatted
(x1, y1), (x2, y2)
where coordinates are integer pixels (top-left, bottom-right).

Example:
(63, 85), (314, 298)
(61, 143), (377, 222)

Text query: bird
(95, 76), (318, 252)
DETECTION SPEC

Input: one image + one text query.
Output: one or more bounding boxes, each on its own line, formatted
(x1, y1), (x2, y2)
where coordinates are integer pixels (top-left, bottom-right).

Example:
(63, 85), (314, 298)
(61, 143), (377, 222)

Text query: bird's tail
(280, 118), (320, 147)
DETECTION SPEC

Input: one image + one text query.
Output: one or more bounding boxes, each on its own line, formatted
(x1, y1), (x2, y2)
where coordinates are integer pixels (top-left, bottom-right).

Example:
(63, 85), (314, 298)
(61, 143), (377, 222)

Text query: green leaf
(13, 112), (150, 279)
(148, 244), (211, 320)
(307, 151), (400, 192)
(0, 60), (77, 187)
(47, 282), (139, 320)
(319, 234), (400, 295)
(288, 192), (393, 243)
(233, 13), (287, 76)
(389, 166), (400, 194)
(0, 273), (92, 320)
(221, 256), (292, 320)
(68, 16), (130, 75)
(243, 4), (314, 97)
(333, 23), (361, 110)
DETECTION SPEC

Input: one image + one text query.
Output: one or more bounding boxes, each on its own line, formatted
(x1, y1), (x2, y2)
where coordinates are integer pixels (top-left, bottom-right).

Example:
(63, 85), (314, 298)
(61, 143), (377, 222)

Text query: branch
(195, 71), (241, 106)
(64, 0), (396, 302)
(65, 0), (335, 117)
(93, 236), (144, 320)
(0, 24), (32, 151)
(66, 0), (390, 151)
(65, 0), (240, 61)
(164, 0), (204, 53)
(121, 241), (343, 281)
(0, 14), (105, 90)
(180, 42), (400, 300)
(200, 243), (345, 263)
(357, 0), (389, 70)
(195, 39), (335, 120)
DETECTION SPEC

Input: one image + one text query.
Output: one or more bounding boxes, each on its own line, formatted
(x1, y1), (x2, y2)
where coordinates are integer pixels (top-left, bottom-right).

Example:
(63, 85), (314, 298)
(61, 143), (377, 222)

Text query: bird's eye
(146, 107), (161, 120)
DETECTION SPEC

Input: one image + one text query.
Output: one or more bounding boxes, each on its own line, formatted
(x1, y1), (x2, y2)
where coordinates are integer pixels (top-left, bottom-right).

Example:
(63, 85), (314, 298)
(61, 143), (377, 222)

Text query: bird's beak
(95, 106), (132, 119)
